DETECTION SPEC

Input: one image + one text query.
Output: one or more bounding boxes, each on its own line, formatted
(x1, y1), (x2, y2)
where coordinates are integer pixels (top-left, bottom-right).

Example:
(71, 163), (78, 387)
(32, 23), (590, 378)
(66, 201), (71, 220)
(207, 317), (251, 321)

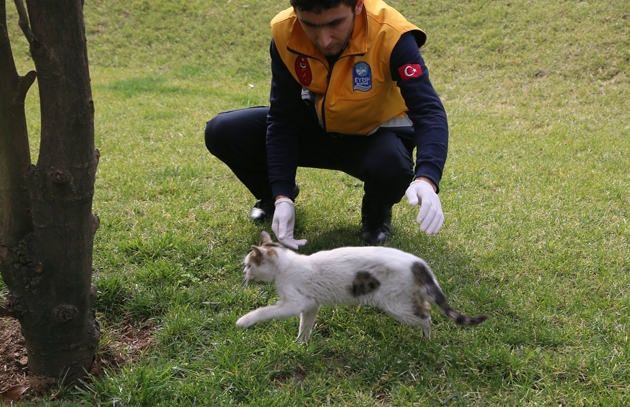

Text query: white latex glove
(405, 179), (444, 235)
(271, 198), (307, 249)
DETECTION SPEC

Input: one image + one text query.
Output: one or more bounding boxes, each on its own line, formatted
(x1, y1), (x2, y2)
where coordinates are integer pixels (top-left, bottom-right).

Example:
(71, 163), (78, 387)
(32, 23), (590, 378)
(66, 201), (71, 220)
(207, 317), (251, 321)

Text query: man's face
(295, 1), (364, 56)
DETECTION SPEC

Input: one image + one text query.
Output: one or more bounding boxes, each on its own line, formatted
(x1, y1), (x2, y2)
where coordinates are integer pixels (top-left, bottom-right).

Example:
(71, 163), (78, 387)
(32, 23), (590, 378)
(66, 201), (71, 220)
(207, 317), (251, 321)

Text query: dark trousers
(204, 106), (415, 211)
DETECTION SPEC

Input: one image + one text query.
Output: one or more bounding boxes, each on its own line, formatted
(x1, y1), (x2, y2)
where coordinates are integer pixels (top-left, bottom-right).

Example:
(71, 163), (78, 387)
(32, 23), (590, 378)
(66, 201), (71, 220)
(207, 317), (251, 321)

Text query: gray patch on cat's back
(411, 261), (433, 286)
(350, 271), (381, 297)
(412, 260), (448, 307)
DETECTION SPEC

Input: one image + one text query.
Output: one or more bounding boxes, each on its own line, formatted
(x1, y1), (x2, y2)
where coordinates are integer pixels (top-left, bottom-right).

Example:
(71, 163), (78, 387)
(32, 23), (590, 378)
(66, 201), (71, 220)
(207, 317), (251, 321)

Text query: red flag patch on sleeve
(398, 64), (423, 80)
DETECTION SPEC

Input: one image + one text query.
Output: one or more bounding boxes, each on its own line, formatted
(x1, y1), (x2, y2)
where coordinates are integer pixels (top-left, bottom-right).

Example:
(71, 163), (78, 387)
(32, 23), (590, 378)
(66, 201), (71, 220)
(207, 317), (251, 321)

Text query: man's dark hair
(290, 0), (359, 14)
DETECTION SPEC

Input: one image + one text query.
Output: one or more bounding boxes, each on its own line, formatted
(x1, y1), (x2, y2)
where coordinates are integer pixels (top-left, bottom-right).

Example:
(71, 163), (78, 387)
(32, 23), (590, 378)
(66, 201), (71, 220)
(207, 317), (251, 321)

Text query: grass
(2, 0), (629, 405)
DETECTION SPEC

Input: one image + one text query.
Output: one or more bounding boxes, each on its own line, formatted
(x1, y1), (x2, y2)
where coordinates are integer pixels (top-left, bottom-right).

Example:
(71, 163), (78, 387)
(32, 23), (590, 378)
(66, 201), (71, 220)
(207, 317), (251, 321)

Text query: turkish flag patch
(398, 64), (422, 80)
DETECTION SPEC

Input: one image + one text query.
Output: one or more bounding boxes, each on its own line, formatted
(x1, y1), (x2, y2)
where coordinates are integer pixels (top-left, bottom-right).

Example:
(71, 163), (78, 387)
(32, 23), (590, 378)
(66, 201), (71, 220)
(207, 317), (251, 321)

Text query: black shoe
(248, 199), (274, 222)
(248, 184), (300, 222)
(360, 201), (392, 245)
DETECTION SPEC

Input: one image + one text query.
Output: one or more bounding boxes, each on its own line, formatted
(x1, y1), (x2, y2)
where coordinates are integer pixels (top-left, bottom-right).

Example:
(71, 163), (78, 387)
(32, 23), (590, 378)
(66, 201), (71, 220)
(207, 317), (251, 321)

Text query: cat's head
(243, 231), (284, 283)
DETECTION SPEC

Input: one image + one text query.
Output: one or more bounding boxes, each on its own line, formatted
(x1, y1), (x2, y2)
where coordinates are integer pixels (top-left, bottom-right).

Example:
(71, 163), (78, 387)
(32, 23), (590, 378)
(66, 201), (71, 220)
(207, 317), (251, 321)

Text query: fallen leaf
(1, 385), (29, 404)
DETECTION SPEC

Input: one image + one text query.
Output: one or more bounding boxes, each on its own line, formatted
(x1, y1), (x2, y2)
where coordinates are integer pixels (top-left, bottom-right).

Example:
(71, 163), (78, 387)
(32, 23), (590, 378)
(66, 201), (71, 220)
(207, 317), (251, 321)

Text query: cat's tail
(413, 261), (489, 326)
(440, 303), (489, 326)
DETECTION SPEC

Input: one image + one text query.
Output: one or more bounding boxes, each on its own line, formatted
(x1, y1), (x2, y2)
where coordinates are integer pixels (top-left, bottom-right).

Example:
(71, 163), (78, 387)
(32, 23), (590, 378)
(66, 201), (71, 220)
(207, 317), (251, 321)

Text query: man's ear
(355, 0), (364, 15)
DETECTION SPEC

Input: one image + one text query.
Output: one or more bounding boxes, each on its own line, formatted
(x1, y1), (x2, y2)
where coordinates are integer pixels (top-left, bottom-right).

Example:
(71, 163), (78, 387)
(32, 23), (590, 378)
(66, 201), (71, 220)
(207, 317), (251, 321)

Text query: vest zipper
(288, 50), (360, 133)
(320, 61), (335, 133)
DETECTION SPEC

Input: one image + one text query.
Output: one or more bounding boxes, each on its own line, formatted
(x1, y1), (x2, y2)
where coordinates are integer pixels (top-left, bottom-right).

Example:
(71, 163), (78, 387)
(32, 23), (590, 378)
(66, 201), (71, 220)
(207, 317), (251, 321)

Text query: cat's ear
(259, 231), (273, 245)
(250, 246), (264, 265)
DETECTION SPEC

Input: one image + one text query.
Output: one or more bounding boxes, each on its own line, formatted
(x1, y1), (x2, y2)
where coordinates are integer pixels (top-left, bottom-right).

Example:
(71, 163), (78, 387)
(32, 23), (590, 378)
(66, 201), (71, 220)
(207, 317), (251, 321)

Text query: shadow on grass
(297, 225), (365, 253)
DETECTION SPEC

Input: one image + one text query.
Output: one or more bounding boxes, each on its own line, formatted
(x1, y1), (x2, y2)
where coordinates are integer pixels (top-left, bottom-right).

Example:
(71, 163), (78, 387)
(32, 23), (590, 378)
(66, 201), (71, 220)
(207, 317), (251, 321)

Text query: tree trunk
(0, 0), (100, 383)
(0, 0), (35, 246)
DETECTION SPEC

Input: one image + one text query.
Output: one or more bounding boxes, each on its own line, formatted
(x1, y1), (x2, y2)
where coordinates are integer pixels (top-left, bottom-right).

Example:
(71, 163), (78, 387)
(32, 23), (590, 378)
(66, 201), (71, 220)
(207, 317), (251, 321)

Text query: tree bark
(0, 0), (35, 249)
(0, 0), (100, 383)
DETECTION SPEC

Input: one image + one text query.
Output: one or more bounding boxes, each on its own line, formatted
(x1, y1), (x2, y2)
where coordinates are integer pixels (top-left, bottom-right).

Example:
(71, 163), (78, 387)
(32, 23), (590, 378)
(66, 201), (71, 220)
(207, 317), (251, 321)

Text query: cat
(236, 231), (489, 342)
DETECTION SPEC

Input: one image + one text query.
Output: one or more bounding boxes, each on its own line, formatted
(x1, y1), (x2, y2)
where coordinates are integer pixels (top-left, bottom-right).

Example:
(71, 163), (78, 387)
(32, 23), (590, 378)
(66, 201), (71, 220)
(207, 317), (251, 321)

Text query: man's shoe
(360, 202), (392, 245)
(248, 199), (274, 222)
(248, 184), (300, 222)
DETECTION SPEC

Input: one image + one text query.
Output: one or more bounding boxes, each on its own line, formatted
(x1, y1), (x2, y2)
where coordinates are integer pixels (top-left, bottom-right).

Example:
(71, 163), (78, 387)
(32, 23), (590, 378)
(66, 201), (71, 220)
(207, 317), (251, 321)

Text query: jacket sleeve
(266, 39), (304, 199)
(390, 32), (449, 192)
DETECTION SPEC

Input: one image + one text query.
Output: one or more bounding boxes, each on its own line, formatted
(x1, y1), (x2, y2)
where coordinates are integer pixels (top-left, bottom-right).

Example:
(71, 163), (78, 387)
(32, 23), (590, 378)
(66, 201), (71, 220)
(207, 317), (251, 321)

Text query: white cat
(237, 231), (488, 342)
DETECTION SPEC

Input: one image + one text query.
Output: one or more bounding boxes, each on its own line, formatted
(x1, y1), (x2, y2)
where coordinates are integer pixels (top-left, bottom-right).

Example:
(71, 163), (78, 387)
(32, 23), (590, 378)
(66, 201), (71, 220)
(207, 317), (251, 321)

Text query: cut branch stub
(52, 304), (78, 322)
(0, 245), (9, 261)
(91, 213), (100, 234)
(48, 168), (70, 184)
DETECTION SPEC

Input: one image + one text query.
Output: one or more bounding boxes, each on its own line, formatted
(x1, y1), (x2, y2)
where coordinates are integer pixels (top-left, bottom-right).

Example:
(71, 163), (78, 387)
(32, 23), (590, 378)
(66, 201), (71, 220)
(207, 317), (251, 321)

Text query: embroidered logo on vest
(353, 62), (372, 92)
(295, 56), (312, 86)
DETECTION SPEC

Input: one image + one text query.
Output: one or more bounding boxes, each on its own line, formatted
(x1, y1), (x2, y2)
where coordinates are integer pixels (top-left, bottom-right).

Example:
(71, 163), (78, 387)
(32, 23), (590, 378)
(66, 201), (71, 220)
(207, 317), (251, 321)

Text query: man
(205, 0), (448, 248)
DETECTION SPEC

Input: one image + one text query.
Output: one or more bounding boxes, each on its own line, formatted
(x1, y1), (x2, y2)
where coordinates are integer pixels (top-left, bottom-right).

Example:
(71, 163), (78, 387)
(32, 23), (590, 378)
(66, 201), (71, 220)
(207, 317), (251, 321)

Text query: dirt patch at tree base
(1, 316), (155, 403)
(1, 318), (29, 399)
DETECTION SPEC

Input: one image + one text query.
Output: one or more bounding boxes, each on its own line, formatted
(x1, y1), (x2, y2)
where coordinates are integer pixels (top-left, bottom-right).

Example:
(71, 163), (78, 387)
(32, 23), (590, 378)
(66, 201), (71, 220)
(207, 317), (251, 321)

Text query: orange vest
(270, 0), (426, 135)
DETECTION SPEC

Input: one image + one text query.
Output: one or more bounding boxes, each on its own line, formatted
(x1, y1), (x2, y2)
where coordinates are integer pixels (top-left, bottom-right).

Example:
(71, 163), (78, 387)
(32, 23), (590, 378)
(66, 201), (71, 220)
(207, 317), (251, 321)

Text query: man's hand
(405, 179), (444, 235)
(271, 198), (307, 249)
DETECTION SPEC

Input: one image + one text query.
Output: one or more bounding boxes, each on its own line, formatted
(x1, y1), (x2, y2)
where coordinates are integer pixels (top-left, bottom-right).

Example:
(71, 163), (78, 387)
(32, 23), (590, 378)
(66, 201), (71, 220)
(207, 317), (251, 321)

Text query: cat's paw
(236, 315), (255, 328)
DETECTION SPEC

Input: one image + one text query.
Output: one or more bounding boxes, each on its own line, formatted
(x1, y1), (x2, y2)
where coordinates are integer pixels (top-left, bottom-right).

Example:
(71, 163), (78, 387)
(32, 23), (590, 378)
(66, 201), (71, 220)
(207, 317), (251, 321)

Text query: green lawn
(3, 0), (629, 405)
